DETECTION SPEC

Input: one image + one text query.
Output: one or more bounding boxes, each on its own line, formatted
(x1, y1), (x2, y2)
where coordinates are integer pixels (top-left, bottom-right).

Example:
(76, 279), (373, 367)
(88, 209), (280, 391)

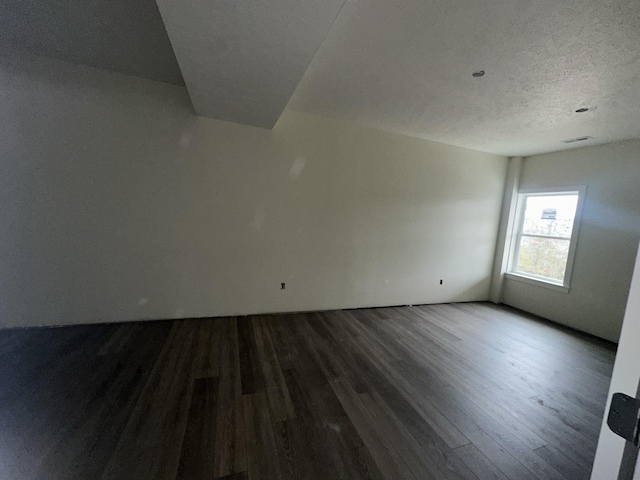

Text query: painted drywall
(502, 140), (640, 342)
(0, 53), (507, 328)
(488, 156), (522, 303)
(0, 0), (184, 85)
(155, 0), (345, 126)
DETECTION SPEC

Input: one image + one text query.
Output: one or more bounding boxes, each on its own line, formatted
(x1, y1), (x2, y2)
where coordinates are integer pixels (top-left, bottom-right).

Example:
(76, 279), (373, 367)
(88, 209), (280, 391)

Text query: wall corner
(489, 156), (523, 304)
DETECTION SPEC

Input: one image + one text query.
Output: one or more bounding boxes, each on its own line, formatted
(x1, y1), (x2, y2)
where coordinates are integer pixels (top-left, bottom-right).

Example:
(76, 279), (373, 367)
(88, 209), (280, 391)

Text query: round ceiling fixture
(472, 70), (485, 77)
(575, 107), (589, 113)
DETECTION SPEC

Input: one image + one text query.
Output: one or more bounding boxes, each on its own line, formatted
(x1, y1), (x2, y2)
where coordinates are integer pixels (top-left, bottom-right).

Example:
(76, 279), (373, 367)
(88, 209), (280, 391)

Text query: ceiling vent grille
(562, 136), (593, 144)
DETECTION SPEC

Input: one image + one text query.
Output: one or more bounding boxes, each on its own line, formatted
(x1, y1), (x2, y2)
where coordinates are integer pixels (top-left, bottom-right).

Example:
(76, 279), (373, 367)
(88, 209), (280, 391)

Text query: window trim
(505, 186), (586, 293)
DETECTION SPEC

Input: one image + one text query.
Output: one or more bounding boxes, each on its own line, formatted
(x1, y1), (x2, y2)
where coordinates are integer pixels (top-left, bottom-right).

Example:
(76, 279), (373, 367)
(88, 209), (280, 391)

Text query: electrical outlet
(439, 279), (443, 285)
(281, 283), (285, 290)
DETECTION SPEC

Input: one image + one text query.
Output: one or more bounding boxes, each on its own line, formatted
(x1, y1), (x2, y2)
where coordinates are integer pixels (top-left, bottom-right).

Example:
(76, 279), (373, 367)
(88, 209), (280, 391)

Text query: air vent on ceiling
(562, 136), (593, 144)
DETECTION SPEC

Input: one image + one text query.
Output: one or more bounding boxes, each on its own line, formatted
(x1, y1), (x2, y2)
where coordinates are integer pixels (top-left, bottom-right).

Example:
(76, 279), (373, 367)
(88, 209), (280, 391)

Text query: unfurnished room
(1, 0), (639, 479)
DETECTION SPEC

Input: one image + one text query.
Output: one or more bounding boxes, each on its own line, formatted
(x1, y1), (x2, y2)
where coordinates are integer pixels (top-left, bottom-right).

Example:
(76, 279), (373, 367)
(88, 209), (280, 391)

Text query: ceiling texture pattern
(288, 0), (640, 156)
(2, 0), (639, 155)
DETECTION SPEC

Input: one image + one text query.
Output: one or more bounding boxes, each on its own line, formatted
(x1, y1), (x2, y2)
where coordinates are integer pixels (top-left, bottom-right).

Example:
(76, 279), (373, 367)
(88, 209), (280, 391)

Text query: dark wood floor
(0, 302), (615, 480)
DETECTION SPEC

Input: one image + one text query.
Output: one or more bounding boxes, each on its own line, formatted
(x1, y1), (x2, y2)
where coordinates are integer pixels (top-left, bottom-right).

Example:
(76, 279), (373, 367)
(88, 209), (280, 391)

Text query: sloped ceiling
(155, 0), (346, 128)
(0, 0), (184, 86)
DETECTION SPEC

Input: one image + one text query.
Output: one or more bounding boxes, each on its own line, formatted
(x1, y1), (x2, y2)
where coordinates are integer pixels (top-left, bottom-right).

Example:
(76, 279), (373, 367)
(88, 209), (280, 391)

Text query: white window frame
(505, 186), (586, 293)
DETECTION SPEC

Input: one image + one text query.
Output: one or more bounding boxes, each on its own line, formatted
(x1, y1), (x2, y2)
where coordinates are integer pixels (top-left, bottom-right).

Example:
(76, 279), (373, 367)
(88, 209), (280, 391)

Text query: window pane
(522, 194), (578, 238)
(515, 236), (570, 282)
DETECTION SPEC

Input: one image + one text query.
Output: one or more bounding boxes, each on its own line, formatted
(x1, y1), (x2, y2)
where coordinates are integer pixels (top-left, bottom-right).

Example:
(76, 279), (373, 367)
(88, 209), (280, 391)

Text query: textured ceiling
(287, 0), (640, 156)
(155, 0), (345, 128)
(0, 0), (184, 86)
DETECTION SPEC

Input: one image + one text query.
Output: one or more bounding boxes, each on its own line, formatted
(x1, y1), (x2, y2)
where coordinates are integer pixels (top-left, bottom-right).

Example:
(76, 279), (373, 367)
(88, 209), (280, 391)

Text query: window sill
(504, 272), (570, 293)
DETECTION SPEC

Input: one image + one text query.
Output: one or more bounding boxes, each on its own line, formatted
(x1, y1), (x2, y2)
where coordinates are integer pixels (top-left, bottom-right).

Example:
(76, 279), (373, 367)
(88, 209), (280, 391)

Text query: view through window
(513, 192), (580, 284)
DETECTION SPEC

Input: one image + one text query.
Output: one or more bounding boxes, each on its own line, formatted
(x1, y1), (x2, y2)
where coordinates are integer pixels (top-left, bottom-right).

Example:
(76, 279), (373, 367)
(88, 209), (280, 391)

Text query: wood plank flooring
(0, 302), (616, 480)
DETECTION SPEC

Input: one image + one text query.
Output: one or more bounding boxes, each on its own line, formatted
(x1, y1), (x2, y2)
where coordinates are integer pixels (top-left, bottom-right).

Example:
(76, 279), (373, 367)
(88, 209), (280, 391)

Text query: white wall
(502, 140), (640, 342)
(0, 54), (507, 328)
(488, 157), (522, 303)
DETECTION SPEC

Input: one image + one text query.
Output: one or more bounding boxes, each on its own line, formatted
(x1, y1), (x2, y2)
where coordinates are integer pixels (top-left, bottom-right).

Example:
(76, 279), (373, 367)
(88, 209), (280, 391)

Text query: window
(507, 187), (585, 292)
